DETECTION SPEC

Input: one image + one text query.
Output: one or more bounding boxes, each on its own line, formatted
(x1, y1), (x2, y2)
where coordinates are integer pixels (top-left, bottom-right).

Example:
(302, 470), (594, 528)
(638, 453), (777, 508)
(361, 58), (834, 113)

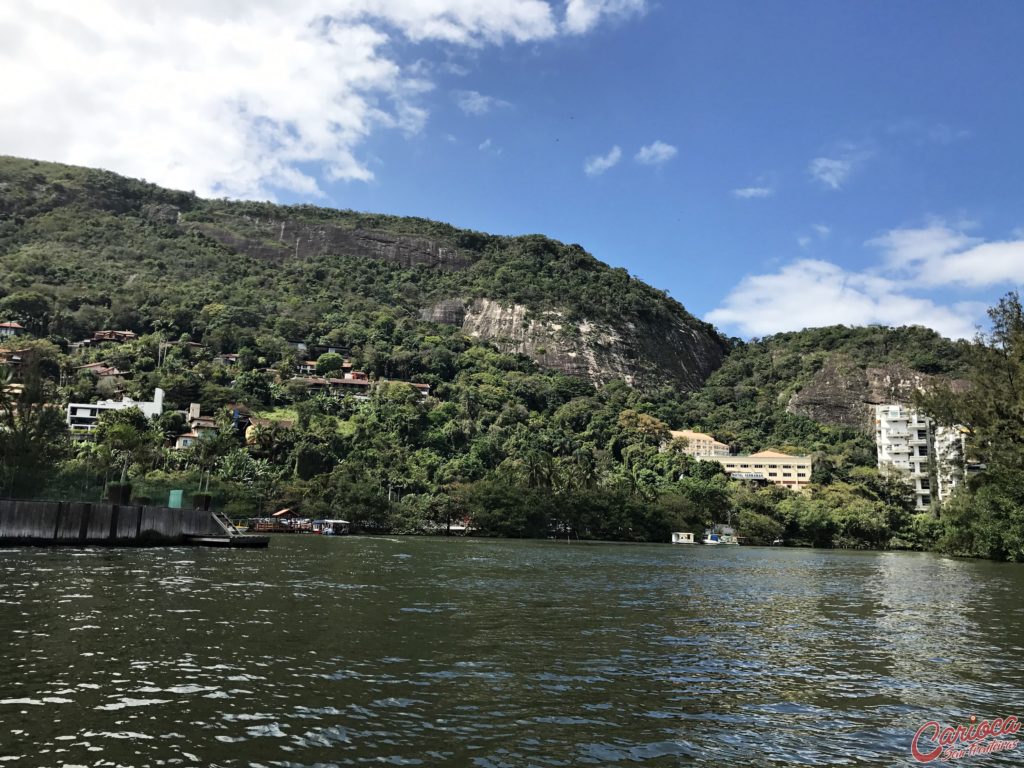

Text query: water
(1, 538), (1022, 767)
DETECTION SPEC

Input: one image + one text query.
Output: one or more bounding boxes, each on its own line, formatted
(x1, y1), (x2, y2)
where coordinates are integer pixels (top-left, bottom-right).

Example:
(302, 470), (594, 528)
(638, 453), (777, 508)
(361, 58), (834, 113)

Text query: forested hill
(677, 324), (973, 465)
(0, 155), (1001, 555)
(0, 155), (727, 390)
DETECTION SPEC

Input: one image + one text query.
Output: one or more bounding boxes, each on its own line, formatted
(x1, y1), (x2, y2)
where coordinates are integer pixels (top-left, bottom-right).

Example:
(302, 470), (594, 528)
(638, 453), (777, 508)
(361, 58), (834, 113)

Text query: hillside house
(0, 347), (29, 369)
(0, 321), (25, 338)
(92, 329), (137, 343)
(667, 429), (730, 457)
(175, 431), (201, 449)
(297, 371), (372, 399)
(77, 361), (127, 378)
(297, 357), (353, 376)
(67, 388), (165, 435)
(174, 403), (219, 450)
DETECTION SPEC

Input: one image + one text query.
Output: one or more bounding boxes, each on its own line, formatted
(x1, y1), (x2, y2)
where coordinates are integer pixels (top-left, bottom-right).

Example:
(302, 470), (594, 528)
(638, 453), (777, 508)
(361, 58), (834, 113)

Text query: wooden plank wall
(0, 499), (219, 546)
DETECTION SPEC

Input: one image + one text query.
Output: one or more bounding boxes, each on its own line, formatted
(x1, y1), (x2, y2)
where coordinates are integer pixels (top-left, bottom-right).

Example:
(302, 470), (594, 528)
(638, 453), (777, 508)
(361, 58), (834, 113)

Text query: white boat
(671, 531), (695, 544)
(312, 519), (351, 535)
(702, 526), (740, 545)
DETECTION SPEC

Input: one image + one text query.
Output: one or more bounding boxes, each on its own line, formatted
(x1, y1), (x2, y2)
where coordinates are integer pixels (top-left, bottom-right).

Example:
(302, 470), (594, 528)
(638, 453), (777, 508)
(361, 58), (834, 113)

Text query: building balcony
(880, 412), (909, 421)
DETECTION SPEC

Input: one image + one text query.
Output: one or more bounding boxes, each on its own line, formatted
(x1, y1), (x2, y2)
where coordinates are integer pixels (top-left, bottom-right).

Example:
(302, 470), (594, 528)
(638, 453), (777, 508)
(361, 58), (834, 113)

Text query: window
(917, 430), (927, 440)
(919, 479), (930, 490)
(918, 446), (928, 456)
(768, 472), (778, 477)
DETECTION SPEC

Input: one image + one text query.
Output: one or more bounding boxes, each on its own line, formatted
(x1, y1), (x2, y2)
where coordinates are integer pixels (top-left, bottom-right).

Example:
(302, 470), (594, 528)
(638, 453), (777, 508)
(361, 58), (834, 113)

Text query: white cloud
(563, 0), (646, 34)
(733, 186), (774, 199)
(634, 140), (677, 166)
(453, 89), (510, 115)
(808, 142), (873, 190)
(796, 225), (828, 249)
(477, 138), (501, 154)
(808, 157), (853, 190)
(583, 145), (621, 176)
(868, 222), (1024, 288)
(887, 119), (971, 146)
(0, 1), (634, 200)
(706, 259), (984, 340)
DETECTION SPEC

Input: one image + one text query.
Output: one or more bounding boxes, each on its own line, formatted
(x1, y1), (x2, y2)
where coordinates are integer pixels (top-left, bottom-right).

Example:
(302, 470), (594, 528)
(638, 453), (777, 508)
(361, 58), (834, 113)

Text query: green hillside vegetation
(1, 156), (1014, 557)
(0, 155), (715, 349)
(681, 323), (971, 460)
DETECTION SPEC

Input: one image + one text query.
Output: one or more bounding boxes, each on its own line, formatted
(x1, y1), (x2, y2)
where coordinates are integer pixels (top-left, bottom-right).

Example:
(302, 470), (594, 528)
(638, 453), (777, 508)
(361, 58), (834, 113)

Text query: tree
(0, 364), (68, 496)
(234, 370), (273, 405)
(0, 291), (50, 335)
(93, 407), (159, 485)
(917, 292), (1024, 560)
(316, 352), (345, 376)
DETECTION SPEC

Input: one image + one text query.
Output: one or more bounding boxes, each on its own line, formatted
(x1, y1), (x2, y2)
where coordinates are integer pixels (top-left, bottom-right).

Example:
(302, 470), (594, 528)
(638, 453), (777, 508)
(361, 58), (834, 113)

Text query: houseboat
(671, 531), (695, 544)
(311, 519), (351, 535)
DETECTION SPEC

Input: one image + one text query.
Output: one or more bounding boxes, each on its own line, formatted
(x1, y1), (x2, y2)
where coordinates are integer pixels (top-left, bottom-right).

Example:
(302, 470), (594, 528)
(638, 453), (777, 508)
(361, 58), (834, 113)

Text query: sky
(2, 0), (1023, 340)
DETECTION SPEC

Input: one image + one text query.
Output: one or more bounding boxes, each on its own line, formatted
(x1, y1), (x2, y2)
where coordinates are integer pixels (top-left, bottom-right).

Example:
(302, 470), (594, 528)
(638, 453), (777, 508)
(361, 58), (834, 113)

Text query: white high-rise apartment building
(874, 404), (965, 511)
(933, 425), (968, 503)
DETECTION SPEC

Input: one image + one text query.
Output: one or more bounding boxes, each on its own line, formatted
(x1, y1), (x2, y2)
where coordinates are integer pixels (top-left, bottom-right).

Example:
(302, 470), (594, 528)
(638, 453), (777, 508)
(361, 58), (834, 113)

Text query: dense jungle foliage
(1, 157), (1015, 558)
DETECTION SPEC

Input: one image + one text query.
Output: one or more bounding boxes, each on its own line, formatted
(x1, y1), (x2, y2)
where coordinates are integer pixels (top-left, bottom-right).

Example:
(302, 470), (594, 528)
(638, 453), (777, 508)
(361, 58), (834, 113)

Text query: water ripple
(0, 540), (1022, 766)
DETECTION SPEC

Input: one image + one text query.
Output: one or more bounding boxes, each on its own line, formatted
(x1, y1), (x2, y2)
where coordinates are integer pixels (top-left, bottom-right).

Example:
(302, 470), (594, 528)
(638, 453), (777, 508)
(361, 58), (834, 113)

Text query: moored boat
(702, 525), (740, 545)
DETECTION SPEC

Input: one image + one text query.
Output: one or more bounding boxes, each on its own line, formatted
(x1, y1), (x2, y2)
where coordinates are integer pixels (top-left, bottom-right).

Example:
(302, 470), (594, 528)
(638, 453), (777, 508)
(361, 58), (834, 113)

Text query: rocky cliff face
(786, 356), (969, 429)
(187, 212), (727, 390)
(421, 298), (726, 390)
(188, 217), (472, 270)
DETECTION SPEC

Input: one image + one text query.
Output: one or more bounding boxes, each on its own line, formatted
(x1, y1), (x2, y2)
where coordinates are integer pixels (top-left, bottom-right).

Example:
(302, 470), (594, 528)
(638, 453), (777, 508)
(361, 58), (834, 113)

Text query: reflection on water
(0, 538), (1022, 766)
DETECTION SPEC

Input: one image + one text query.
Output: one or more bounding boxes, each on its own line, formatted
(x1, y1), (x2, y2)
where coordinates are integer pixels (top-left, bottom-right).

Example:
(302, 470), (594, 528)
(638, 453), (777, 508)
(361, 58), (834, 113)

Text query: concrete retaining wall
(0, 499), (220, 546)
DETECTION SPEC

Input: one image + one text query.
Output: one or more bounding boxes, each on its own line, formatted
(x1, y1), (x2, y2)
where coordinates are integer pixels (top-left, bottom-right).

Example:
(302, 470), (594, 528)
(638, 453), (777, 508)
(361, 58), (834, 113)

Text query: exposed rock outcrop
(787, 356), (969, 429)
(421, 297), (726, 390)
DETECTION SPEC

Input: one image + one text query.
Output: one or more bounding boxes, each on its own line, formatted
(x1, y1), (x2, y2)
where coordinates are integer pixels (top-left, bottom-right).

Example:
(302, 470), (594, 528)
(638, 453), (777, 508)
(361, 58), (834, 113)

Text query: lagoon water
(1, 537), (1022, 767)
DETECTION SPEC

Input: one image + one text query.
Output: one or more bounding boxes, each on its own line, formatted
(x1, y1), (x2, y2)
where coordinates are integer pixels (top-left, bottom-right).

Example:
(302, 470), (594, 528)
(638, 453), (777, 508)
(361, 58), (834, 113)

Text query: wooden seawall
(0, 499), (221, 546)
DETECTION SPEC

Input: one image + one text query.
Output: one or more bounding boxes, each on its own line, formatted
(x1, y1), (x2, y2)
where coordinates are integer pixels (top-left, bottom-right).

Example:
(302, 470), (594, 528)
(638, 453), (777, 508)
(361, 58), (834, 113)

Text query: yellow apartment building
(705, 450), (813, 490)
(668, 429), (730, 457)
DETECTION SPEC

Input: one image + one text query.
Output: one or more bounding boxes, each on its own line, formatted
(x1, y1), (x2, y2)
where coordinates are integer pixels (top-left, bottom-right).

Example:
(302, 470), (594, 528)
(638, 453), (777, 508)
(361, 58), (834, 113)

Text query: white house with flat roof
(67, 388), (165, 435)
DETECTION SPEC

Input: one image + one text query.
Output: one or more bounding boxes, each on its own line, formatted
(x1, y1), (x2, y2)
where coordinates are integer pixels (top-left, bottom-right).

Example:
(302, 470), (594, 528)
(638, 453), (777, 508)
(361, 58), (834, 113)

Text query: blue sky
(4, 1), (1023, 339)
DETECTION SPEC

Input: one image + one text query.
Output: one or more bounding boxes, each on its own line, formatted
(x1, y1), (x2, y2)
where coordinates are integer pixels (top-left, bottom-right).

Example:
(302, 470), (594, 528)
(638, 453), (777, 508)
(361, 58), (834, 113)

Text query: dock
(184, 535), (269, 548)
(183, 511), (269, 548)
